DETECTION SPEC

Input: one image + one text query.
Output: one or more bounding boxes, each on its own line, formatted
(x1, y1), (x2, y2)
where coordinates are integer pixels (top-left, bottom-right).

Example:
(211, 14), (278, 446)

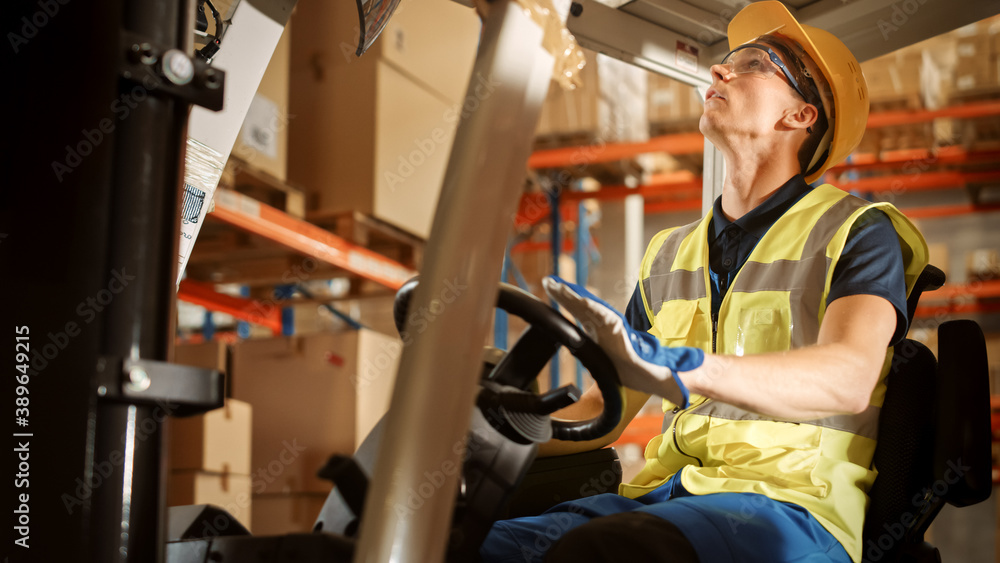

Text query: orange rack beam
(901, 202), (1000, 219)
(644, 198), (703, 215)
(177, 279), (283, 334)
(829, 148), (1000, 174)
(914, 279), (1000, 318)
(922, 279), (1000, 301)
(915, 301), (1000, 317)
(866, 100), (1000, 129)
(528, 132), (704, 169)
(209, 189), (416, 290)
(838, 170), (1000, 194)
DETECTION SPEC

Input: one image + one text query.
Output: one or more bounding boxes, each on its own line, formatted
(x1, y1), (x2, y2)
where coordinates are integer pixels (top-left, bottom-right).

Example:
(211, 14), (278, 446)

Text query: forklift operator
(481, 2), (928, 562)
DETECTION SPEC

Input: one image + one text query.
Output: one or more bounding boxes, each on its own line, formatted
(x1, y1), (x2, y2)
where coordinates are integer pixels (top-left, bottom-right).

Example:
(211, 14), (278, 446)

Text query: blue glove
(543, 276), (703, 407)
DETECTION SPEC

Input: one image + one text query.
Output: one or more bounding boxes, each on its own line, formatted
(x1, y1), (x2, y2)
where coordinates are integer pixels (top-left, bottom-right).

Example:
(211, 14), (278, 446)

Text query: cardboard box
(535, 50), (649, 141)
(966, 249), (1000, 282)
(251, 492), (328, 536)
(174, 340), (229, 373)
(173, 339), (231, 407)
(232, 23), (292, 181)
(954, 67), (999, 92)
(648, 74), (702, 124)
(926, 243), (950, 279)
(169, 399), (252, 475)
(167, 470), (253, 530)
(230, 329), (401, 493)
(287, 0), (480, 239)
(862, 52), (922, 101)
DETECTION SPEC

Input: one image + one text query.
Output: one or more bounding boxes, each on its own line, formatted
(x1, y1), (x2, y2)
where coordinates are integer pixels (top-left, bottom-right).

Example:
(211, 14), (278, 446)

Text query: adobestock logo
(864, 458), (971, 561)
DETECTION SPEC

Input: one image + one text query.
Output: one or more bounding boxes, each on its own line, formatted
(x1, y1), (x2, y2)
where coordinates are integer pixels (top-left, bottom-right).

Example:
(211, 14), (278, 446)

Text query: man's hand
(542, 276), (703, 407)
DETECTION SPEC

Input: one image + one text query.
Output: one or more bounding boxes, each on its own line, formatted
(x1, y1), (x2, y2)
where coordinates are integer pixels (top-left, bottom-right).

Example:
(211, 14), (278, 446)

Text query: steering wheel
(393, 277), (624, 443)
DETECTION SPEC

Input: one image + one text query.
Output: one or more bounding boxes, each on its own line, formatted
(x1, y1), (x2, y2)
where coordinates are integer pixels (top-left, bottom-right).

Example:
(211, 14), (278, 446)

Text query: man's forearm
(683, 294), (897, 421)
(686, 343), (884, 420)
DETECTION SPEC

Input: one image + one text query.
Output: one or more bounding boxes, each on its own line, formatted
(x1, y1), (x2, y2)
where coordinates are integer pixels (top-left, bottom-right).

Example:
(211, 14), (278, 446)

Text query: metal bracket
(94, 356), (225, 417)
(120, 31), (226, 111)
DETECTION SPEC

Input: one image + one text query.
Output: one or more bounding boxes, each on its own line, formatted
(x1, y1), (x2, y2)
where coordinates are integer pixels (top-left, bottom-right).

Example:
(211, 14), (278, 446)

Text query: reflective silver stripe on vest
(689, 400), (881, 441)
(736, 257), (828, 348)
(643, 222), (704, 312)
(729, 195), (870, 348)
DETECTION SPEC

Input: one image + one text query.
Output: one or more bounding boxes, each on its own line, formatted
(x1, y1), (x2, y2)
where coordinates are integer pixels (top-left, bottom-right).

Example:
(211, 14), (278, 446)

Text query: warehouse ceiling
(609, 0), (1000, 62)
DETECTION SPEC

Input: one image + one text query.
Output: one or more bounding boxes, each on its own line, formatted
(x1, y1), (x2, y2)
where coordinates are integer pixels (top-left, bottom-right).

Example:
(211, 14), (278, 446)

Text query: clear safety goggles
(720, 44), (816, 105)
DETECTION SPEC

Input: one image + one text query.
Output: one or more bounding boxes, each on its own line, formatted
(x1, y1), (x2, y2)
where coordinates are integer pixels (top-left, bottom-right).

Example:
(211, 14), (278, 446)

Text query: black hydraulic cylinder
(3, 0), (191, 561)
(89, 0), (190, 561)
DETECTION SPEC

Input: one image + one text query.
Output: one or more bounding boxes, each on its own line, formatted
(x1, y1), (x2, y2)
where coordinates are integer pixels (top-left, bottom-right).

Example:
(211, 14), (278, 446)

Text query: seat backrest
(862, 263), (990, 562)
(862, 338), (938, 563)
(862, 319), (992, 563)
(932, 320), (992, 507)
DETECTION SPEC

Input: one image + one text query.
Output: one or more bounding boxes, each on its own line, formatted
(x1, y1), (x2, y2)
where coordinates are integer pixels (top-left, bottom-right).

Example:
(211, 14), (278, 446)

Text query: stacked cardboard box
(535, 50), (650, 143)
(861, 16), (1000, 107)
(231, 23), (292, 182)
(647, 74), (703, 125)
(166, 399), (254, 529)
(167, 340), (255, 530)
(287, 0), (481, 239)
(229, 329), (401, 534)
(952, 22), (1000, 94)
(862, 49), (923, 103)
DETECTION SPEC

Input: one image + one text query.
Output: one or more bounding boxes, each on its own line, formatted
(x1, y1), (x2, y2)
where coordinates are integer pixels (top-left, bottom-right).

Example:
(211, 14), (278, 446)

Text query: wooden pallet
(219, 156), (306, 219)
(307, 210), (424, 270)
(184, 207), (421, 294)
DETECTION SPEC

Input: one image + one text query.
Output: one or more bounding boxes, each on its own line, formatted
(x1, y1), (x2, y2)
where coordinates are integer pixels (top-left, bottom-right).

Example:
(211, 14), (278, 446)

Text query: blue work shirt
(625, 175), (909, 344)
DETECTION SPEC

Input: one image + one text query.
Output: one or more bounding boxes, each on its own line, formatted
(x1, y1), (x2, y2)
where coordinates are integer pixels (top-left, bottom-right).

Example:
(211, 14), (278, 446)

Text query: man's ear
(782, 102), (819, 131)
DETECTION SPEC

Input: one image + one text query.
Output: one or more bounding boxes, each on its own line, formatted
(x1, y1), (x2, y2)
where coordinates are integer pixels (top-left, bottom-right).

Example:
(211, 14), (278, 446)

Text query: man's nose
(710, 63), (734, 82)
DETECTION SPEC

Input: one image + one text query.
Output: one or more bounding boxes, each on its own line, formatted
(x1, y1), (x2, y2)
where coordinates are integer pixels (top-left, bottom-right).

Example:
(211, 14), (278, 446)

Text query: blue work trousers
(480, 473), (853, 563)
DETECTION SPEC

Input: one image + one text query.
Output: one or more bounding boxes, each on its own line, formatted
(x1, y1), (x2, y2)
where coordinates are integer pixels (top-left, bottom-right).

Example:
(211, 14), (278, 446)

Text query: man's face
(698, 42), (811, 149)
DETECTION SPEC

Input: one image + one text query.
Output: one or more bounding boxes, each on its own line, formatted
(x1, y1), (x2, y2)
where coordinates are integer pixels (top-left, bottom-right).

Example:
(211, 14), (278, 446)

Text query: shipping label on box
(240, 95), (281, 159)
(232, 22), (291, 182)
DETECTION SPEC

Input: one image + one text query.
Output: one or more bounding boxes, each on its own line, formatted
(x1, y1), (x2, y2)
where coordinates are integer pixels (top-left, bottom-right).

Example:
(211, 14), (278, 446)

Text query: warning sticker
(676, 41), (699, 74)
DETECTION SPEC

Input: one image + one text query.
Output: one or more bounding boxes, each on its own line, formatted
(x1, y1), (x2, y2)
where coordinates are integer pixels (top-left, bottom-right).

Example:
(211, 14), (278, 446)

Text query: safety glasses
(720, 44), (817, 106)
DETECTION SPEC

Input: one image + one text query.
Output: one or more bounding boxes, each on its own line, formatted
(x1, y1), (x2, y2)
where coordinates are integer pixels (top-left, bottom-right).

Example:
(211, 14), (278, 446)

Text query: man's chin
(698, 115), (722, 146)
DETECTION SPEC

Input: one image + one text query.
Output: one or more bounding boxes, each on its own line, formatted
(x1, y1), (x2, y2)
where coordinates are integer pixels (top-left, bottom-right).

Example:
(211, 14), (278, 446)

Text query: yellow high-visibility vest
(621, 184), (927, 563)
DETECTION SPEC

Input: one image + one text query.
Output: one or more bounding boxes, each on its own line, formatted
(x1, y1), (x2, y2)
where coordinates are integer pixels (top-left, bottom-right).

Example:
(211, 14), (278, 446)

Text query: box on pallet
(168, 399), (252, 475)
(287, 0), (480, 239)
(647, 74), (703, 124)
(953, 29), (999, 93)
(174, 339), (229, 373)
(172, 338), (235, 435)
(231, 22), (292, 182)
(535, 50), (649, 143)
(167, 470), (253, 530)
(862, 51), (923, 102)
(966, 249), (1000, 282)
(230, 329), (401, 494)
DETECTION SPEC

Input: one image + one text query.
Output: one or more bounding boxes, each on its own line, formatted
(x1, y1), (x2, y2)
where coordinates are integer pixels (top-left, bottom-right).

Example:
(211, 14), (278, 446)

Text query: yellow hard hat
(728, 1), (869, 183)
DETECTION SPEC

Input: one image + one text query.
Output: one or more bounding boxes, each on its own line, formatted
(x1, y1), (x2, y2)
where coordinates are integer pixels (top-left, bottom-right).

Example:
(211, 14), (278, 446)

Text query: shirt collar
(710, 175), (813, 242)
